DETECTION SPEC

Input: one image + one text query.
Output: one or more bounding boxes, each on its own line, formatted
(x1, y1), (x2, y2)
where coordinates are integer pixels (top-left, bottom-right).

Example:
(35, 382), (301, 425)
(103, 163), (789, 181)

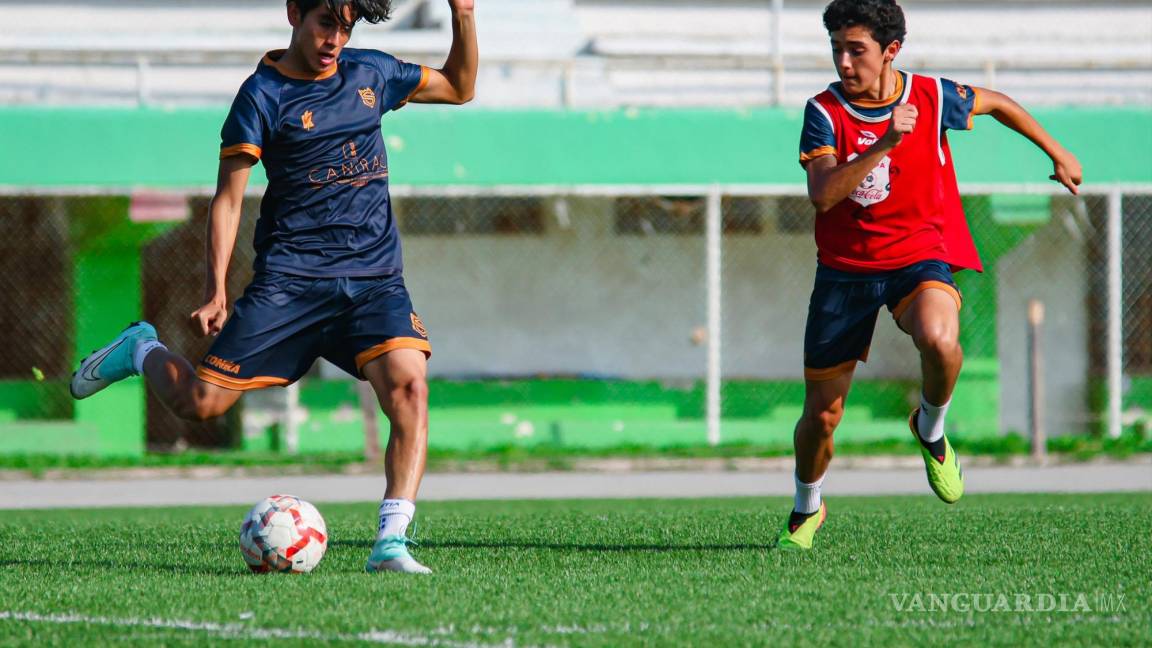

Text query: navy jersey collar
(260, 49), (340, 81)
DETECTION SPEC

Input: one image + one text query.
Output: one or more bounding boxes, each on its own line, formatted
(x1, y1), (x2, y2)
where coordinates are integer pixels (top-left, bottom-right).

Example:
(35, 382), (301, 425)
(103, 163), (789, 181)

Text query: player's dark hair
(822, 0), (906, 47)
(288, 0), (393, 28)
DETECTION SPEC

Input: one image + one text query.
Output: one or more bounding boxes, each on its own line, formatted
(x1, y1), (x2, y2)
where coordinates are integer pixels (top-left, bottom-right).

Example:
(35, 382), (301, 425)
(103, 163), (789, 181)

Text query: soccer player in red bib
(70, 0), (478, 572)
(778, 0), (1082, 549)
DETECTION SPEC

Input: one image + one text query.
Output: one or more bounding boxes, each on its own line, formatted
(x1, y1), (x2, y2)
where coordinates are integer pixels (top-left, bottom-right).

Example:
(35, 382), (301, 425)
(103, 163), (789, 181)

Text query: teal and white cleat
(69, 321), (157, 400)
(365, 534), (432, 574)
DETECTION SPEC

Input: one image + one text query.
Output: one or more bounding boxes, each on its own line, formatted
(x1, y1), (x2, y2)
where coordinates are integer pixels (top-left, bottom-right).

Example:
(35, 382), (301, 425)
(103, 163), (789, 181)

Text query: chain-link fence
(0, 185), (1148, 454)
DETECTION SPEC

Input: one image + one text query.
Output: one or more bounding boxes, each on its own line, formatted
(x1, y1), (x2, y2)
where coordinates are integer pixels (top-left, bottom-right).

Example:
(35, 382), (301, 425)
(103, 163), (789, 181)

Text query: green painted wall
(241, 377), (965, 454)
(1, 107), (1148, 188)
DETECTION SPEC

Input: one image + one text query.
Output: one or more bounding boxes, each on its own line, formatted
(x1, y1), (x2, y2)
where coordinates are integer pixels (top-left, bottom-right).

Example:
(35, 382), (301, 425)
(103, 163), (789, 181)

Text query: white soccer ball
(239, 494), (328, 573)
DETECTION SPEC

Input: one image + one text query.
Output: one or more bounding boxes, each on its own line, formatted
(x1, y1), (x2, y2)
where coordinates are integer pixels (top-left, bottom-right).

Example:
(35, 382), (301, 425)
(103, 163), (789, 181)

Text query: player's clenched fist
(191, 298), (228, 337)
(881, 104), (918, 147)
(449, 0), (474, 11)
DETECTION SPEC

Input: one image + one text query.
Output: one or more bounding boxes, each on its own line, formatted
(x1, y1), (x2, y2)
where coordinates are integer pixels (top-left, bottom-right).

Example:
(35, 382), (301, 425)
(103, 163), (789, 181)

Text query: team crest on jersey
(955, 84), (968, 100)
(846, 152), (892, 207)
(410, 313), (428, 338)
(358, 87), (377, 108)
(302, 110), (315, 130)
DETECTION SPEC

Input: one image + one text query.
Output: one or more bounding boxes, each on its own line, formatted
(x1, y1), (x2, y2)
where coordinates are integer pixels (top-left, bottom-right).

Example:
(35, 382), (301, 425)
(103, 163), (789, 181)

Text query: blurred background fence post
(706, 184), (723, 447)
(358, 382), (382, 464)
(1107, 189), (1124, 440)
(1027, 299), (1045, 463)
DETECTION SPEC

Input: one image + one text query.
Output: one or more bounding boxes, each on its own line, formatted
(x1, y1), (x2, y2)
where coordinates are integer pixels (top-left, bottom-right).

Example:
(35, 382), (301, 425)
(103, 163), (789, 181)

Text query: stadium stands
(1, 0), (1148, 107)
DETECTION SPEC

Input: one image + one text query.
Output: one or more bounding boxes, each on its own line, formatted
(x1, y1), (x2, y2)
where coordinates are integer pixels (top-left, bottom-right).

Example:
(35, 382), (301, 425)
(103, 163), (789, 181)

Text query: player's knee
(388, 376), (428, 411)
(916, 326), (961, 361)
(802, 405), (843, 438)
(172, 391), (233, 422)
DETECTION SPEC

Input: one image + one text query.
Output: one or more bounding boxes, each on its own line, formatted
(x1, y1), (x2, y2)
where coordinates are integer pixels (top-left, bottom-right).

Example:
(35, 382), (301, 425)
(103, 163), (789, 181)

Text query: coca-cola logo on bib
(846, 152), (892, 206)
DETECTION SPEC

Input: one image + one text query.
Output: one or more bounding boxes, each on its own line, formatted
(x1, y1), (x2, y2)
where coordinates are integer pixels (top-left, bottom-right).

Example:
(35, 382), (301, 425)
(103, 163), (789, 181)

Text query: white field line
(0, 611), (528, 648)
(0, 610), (1130, 643)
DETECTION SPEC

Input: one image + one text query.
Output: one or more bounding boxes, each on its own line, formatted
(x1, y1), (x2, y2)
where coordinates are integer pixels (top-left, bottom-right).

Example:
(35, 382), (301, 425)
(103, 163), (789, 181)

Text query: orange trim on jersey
(395, 66), (431, 109)
(800, 145), (837, 164)
(220, 143), (262, 161)
(805, 359), (859, 382)
(196, 366), (291, 391)
(967, 86), (983, 130)
(355, 337), (432, 371)
(849, 71), (905, 108)
(261, 49), (339, 81)
(891, 281), (963, 322)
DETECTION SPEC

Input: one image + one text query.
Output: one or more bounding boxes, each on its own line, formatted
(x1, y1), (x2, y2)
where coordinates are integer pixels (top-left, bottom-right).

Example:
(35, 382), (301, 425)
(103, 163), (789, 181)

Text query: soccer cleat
(69, 321), (157, 400)
(910, 409), (964, 504)
(365, 534), (432, 574)
(776, 501), (827, 550)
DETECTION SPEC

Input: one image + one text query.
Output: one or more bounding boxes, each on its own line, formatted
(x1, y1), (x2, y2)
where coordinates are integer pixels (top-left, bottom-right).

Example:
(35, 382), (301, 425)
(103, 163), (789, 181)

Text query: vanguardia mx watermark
(889, 592), (1128, 614)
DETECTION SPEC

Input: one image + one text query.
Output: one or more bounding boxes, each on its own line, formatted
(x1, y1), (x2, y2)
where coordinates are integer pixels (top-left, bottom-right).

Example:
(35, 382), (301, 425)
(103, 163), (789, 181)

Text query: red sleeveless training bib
(808, 73), (982, 273)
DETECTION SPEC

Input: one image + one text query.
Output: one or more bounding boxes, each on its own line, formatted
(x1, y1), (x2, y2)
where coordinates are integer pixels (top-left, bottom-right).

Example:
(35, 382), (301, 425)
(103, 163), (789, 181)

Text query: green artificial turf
(1, 494), (1148, 646)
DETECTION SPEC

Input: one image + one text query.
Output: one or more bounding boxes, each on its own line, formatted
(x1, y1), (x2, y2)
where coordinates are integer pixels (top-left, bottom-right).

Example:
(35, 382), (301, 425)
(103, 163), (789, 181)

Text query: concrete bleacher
(0, 0), (1148, 108)
(577, 0), (1152, 107)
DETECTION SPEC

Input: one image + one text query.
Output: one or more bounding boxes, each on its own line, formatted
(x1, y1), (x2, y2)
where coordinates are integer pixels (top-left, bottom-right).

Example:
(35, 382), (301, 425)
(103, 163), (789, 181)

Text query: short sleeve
(799, 99), (837, 167)
(940, 78), (979, 132)
(363, 50), (430, 112)
(220, 80), (267, 160)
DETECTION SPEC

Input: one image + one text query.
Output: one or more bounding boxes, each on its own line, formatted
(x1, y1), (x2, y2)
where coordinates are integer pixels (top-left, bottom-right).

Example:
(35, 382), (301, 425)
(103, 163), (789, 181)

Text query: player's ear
(286, 1), (303, 28)
(883, 40), (901, 63)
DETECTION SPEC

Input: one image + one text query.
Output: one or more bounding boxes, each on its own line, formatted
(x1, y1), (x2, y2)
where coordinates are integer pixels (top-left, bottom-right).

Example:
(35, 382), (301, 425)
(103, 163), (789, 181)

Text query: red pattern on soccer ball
(239, 495), (328, 573)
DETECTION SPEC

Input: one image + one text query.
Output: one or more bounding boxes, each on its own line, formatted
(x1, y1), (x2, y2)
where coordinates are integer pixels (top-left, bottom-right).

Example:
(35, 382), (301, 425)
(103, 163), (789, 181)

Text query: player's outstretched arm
(806, 103), (917, 212)
(973, 88), (1082, 194)
(411, 0), (477, 105)
(192, 155), (255, 337)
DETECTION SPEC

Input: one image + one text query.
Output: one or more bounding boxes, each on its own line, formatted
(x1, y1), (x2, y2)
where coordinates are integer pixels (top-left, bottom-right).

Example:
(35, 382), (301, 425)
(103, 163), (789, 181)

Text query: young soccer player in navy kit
(778, 0), (1082, 549)
(71, 0), (478, 573)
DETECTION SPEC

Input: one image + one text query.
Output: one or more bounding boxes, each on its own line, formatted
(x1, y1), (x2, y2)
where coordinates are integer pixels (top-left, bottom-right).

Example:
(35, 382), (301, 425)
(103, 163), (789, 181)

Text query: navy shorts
(803, 260), (961, 381)
(196, 273), (430, 390)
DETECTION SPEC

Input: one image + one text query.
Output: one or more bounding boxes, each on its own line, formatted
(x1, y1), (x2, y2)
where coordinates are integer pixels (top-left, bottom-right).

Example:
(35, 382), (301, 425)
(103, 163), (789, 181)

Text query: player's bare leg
(71, 321), (241, 422)
(795, 371), (855, 483)
(363, 348), (429, 501)
(898, 287), (965, 502)
(779, 370), (854, 549)
(362, 347), (432, 574)
(898, 288), (962, 407)
(142, 349), (243, 421)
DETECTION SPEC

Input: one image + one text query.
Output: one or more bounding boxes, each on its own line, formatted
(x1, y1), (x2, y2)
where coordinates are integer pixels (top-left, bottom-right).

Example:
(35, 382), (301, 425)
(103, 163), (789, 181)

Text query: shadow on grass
(329, 539), (769, 552)
(0, 558), (243, 577)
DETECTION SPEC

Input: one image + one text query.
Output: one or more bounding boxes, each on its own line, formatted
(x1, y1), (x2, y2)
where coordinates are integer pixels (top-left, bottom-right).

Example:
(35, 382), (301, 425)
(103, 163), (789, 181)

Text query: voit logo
(857, 129), (878, 146)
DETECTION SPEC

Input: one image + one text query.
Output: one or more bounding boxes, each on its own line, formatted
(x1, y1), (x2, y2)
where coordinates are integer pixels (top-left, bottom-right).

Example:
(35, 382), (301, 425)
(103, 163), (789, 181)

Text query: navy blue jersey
(220, 48), (429, 277)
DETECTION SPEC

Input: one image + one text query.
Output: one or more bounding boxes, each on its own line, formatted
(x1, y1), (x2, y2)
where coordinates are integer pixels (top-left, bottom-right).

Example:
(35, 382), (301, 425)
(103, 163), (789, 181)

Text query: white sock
(377, 499), (416, 539)
(917, 393), (950, 443)
(133, 340), (168, 374)
(794, 472), (825, 515)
